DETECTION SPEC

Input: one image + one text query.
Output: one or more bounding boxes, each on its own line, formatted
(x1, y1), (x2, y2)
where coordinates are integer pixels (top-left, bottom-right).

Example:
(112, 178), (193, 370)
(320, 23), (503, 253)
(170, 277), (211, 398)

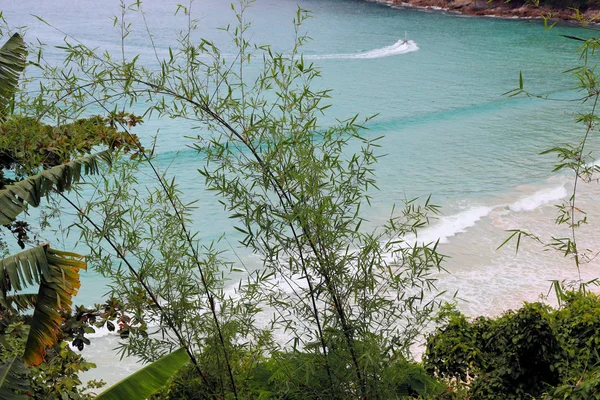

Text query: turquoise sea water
(5, 0), (600, 383)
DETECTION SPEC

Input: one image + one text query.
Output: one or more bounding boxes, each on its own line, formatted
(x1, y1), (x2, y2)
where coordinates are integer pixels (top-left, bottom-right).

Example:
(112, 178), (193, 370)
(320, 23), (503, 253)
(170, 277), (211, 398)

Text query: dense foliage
(0, 113), (143, 255)
(0, 113), (143, 185)
(425, 292), (600, 399)
(0, 311), (102, 399)
(153, 338), (445, 399)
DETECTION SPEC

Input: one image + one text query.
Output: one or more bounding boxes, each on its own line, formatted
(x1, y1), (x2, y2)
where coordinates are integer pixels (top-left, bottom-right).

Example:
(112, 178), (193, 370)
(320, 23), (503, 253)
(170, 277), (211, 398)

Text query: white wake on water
(305, 39), (419, 60)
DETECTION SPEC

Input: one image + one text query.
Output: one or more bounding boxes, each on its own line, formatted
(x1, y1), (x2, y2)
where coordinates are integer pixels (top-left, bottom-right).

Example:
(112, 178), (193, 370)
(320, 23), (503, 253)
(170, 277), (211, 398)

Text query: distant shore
(369, 0), (600, 24)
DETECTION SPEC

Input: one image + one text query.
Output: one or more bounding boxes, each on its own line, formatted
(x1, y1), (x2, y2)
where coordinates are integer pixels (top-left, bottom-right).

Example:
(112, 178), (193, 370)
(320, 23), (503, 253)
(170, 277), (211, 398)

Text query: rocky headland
(370, 0), (600, 24)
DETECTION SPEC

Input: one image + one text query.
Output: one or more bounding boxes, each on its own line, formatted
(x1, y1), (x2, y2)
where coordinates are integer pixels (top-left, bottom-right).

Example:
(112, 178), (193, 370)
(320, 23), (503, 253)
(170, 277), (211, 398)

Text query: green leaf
(0, 150), (113, 225)
(3, 293), (37, 312)
(0, 245), (86, 366)
(25, 247), (86, 365)
(0, 33), (27, 121)
(519, 71), (523, 90)
(559, 34), (586, 42)
(0, 356), (29, 399)
(96, 348), (189, 400)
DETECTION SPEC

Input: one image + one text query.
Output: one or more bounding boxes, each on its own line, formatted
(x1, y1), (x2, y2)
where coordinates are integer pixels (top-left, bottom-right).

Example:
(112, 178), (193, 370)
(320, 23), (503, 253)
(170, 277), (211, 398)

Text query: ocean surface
(4, 0), (600, 386)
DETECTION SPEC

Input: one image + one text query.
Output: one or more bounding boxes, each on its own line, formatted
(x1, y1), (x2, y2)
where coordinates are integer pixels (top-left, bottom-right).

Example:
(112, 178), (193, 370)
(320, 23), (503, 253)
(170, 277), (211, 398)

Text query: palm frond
(0, 150), (113, 225)
(96, 348), (189, 400)
(0, 245), (86, 366)
(0, 33), (27, 121)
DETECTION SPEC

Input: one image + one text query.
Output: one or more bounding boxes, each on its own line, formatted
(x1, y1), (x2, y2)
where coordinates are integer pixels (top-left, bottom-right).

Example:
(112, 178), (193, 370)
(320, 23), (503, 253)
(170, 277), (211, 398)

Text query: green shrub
(424, 292), (600, 399)
(154, 341), (446, 400)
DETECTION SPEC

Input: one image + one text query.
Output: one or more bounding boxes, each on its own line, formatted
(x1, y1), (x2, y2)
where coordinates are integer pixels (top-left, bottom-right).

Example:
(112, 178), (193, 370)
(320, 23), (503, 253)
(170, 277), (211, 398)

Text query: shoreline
(368, 0), (600, 25)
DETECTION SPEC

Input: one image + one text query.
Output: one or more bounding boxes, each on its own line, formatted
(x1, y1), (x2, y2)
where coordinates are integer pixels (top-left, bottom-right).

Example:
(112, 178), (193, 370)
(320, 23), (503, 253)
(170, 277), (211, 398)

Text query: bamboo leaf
(519, 71), (523, 90)
(559, 34), (586, 42)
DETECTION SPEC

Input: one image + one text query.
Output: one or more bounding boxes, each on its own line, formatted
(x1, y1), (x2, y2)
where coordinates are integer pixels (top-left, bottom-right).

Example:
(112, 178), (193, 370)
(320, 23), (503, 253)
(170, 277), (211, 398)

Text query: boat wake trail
(305, 39), (419, 60)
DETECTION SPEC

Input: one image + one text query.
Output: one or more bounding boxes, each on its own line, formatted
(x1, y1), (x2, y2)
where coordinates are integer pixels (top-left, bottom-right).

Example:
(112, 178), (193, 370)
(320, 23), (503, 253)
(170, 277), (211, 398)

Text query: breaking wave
(508, 185), (568, 212)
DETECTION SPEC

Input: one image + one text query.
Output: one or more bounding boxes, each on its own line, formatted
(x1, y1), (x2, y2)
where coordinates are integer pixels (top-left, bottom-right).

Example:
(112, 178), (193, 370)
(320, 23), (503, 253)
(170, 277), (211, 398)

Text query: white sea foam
(305, 39), (419, 60)
(391, 183), (570, 249)
(392, 206), (493, 253)
(67, 323), (117, 353)
(417, 206), (493, 244)
(86, 323), (114, 339)
(508, 185), (568, 212)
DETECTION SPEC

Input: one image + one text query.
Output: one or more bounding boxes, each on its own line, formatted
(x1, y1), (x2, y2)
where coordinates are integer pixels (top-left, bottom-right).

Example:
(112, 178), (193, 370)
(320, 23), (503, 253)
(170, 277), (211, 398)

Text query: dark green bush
(424, 292), (600, 400)
(0, 311), (103, 399)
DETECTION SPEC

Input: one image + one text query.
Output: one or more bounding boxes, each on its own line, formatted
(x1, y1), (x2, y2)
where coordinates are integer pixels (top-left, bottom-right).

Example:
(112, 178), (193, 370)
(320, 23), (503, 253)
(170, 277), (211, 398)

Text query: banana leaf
(0, 356), (30, 400)
(0, 245), (86, 366)
(0, 150), (113, 225)
(0, 33), (27, 120)
(96, 348), (189, 400)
